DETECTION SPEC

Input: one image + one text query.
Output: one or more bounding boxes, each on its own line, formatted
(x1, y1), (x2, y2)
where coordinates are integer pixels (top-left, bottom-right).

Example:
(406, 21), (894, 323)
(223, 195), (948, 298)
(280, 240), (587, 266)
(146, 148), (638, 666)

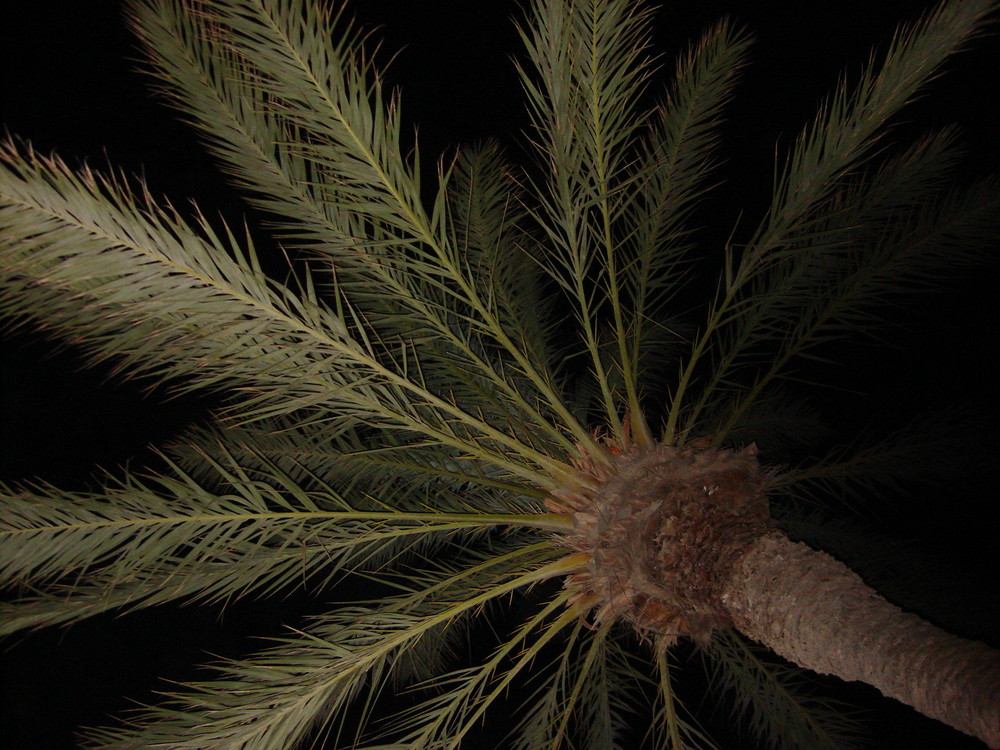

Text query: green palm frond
(0, 450), (567, 634)
(758, 0), (995, 248)
(516, 0), (659, 440)
(81, 562), (566, 750)
(505, 617), (592, 750)
(651, 643), (721, 750)
(503, 623), (662, 750)
(131, 0), (596, 458)
(168, 419), (547, 514)
(0, 139), (582, 486)
(445, 140), (557, 369)
(381, 589), (581, 749)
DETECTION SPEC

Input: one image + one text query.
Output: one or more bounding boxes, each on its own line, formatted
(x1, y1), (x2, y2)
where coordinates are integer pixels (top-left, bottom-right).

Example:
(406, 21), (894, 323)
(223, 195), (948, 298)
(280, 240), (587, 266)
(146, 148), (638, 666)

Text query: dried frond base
(547, 440), (770, 644)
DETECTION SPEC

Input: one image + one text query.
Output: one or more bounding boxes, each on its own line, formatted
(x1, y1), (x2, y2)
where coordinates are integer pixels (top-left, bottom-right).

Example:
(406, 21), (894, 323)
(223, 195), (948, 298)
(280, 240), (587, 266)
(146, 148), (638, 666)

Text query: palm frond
(128, 0), (355, 247)
(554, 620), (617, 749)
(622, 20), (752, 385)
(81, 572), (563, 750)
(517, 0), (659, 439)
(778, 407), (991, 513)
(756, 0), (997, 249)
(142, 0), (598, 457)
(167, 418), (548, 514)
(78, 552), (577, 750)
(505, 617), (589, 750)
(444, 141), (566, 388)
(651, 641), (720, 750)
(382, 588), (581, 749)
(700, 142), (1000, 441)
(703, 631), (866, 750)
(664, 0), (998, 441)
(0, 450), (568, 633)
(0, 139), (582, 486)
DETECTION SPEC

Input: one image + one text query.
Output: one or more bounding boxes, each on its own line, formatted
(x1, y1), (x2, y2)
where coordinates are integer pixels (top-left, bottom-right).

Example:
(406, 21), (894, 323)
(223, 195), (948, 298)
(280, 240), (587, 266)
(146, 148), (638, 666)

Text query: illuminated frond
(0, 450), (568, 634)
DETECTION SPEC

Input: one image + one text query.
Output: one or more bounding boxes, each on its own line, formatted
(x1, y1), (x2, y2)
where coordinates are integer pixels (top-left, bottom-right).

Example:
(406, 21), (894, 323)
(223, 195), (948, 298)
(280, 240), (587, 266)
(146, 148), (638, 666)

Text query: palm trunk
(551, 442), (1000, 746)
(720, 532), (1000, 748)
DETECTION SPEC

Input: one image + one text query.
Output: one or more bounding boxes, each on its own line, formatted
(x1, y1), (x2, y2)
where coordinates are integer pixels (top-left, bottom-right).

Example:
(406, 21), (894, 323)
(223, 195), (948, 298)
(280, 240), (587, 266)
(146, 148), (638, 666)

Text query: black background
(2, 1), (998, 748)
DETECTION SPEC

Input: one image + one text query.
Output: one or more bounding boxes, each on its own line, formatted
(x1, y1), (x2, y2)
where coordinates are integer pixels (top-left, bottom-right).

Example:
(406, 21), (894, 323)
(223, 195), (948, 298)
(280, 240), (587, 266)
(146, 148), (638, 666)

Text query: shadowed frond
(664, 0), (999, 442)
(698, 159), (1000, 443)
(779, 407), (992, 512)
(167, 418), (547, 514)
(621, 20), (752, 378)
(704, 631), (866, 750)
(81, 562), (569, 750)
(444, 141), (559, 375)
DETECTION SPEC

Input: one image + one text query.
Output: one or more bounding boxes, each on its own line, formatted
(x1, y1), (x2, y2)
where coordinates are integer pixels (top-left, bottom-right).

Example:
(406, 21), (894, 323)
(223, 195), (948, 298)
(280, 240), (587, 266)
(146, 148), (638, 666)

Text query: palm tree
(1, 0), (998, 748)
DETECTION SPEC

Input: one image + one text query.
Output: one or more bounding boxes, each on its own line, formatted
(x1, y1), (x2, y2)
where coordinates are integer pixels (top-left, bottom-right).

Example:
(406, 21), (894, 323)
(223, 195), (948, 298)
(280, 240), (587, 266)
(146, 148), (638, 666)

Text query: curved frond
(651, 641), (721, 750)
(445, 141), (559, 376)
(0, 140), (578, 486)
(622, 19), (751, 378)
(664, 0), (999, 441)
(135, 0), (596, 456)
(80, 556), (575, 750)
(167, 418), (547, 513)
(699, 143), (1000, 441)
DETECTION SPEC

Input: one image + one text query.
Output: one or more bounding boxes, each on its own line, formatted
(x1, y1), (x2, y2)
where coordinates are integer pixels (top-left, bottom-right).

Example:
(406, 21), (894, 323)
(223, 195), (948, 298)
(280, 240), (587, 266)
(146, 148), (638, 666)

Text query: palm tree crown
(2, 0), (998, 748)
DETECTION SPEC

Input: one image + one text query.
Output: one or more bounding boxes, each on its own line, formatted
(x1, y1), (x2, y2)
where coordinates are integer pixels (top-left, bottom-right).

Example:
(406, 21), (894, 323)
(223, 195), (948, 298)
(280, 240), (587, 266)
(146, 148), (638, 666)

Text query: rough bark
(548, 441), (770, 640)
(720, 532), (1000, 748)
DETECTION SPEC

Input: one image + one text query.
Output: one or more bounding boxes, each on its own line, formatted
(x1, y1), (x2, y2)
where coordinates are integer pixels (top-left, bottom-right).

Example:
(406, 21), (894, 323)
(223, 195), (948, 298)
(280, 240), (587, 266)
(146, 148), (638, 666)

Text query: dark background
(2, 1), (998, 748)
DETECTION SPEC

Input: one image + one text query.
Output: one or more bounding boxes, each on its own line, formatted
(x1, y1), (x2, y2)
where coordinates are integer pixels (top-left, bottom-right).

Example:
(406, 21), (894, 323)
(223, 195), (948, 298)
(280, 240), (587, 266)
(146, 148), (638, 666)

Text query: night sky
(2, 1), (999, 749)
